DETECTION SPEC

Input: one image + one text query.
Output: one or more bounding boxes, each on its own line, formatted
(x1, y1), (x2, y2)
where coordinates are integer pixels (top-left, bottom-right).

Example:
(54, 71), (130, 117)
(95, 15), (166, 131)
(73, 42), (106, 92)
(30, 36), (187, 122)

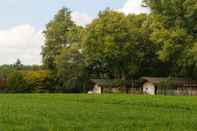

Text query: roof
(90, 79), (123, 87)
(141, 77), (168, 84)
(141, 77), (197, 85)
(90, 79), (143, 88)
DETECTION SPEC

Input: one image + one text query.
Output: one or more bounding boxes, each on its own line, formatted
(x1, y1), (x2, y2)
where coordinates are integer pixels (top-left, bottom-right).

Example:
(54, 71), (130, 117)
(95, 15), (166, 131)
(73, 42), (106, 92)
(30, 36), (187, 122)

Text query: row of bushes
(2, 70), (51, 93)
(0, 70), (91, 93)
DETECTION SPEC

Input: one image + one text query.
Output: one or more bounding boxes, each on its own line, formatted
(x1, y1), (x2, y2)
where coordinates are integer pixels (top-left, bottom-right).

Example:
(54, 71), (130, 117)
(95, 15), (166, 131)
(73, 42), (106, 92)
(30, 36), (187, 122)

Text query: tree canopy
(1, 1), (197, 93)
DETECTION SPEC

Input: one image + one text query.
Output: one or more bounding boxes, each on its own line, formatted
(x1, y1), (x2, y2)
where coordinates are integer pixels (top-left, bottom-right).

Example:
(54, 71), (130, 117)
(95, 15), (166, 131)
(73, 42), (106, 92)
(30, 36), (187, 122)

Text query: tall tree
(83, 10), (149, 79)
(14, 58), (23, 70)
(42, 7), (75, 69)
(55, 43), (88, 92)
(144, 0), (197, 36)
(144, 0), (197, 77)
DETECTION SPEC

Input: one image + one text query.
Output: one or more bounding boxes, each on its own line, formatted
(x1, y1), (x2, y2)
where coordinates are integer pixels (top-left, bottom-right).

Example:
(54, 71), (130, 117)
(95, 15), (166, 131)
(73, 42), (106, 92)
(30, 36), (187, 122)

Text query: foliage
(7, 71), (27, 92)
(6, 70), (52, 93)
(2, 0), (197, 92)
(0, 65), (16, 80)
(55, 44), (89, 92)
(83, 10), (149, 79)
(42, 7), (76, 69)
(41, 7), (86, 92)
(144, 0), (197, 77)
(14, 58), (23, 70)
(144, 0), (197, 36)
(22, 70), (51, 93)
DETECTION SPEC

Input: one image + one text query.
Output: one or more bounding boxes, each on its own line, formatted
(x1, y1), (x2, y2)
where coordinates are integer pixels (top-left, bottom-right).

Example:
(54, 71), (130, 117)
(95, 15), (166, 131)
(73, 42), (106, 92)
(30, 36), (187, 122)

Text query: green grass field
(0, 94), (197, 131)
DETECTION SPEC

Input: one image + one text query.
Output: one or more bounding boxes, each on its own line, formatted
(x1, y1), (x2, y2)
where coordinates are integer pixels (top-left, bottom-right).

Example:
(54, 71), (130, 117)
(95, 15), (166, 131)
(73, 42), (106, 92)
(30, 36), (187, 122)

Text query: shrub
(7, 72), (27, 92)
(22, 70), (52, 93)
(7, 70), (53, 93)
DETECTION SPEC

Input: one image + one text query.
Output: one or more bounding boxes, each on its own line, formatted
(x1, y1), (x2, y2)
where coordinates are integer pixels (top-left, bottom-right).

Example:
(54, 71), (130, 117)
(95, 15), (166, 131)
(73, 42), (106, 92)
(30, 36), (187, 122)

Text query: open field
(0, 94), (196, 131)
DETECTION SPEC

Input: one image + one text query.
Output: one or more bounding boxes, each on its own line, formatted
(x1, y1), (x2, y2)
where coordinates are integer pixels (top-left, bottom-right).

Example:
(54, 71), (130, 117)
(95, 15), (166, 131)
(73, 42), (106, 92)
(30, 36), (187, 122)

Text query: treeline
(0, 0), (197, 93)
(0, 60), (85, 93)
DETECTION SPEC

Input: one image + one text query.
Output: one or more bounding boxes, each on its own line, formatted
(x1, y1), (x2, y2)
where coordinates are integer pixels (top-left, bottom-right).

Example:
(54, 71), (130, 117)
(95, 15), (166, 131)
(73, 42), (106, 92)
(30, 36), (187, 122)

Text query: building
(88, 79), (119, 94)
(142, 77), (166, 95)
(89, 79), (142, 94)
(142, 77), (197, 96)
(88, 82), (103, 94)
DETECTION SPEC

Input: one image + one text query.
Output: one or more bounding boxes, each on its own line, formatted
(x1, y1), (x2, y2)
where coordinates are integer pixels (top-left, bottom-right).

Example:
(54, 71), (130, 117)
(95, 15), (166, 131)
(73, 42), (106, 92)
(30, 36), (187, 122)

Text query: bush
(7, 72), (27, 92)
(23, 70), (53, 93)
(7, 70), (53, 93)
(7, 69), (89, 93)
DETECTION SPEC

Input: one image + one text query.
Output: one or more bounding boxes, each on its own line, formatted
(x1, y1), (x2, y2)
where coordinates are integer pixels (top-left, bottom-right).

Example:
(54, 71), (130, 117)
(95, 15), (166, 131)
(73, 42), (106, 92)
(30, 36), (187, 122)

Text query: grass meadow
(0, 94), (196, 131)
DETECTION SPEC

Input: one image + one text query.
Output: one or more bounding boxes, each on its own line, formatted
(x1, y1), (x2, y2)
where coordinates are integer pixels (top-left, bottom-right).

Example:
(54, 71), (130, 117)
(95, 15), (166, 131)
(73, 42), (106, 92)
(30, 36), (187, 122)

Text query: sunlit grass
(0, 94), (196, 131)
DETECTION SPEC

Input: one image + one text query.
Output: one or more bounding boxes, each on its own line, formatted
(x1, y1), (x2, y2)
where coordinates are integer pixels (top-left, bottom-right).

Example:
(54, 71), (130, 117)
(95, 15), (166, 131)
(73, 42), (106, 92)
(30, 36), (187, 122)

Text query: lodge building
(89, 77), (197, 96)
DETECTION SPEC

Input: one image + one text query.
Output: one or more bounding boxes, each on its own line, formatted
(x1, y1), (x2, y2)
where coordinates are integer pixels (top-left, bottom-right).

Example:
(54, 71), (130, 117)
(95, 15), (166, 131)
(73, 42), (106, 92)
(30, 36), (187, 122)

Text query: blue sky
(0, 0), (149, 65)
(0, 0), (125, 29)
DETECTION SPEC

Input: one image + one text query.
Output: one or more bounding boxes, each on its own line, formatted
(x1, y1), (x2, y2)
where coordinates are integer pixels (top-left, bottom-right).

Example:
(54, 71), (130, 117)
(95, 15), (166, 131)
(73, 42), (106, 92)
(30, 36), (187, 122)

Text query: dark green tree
(55, 44), (88, 92)
(14, 58), (23, 70)
(144, 0), (197, 77)
(83, 10), (149, 79)
(42, 7), (75, 69)
(144, 0), (197, 36)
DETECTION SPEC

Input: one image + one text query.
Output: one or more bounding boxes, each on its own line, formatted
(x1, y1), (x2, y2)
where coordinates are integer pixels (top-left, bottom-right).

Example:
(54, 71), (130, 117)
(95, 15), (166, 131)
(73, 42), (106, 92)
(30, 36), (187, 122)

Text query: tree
(14, 58), (23, 70)
(41, 7), (87, 92)
(23, 70), (51, 93)
(55, 44), (88, 92)
(144, 0), (197, 36)
(0, 65), (15, 80)
(144, 0), (197, 77)
(177, 42), (197, 78)
(83, 10), (149, 79)
(7, 71), (27, 92)
(42, 7), (75, 69)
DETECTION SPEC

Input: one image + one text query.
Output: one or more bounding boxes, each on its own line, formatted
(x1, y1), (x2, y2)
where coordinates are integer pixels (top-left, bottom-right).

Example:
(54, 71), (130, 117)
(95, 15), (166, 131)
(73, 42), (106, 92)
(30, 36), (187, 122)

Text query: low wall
(157, 87), (197, 96)
(102, 87), (143, 94)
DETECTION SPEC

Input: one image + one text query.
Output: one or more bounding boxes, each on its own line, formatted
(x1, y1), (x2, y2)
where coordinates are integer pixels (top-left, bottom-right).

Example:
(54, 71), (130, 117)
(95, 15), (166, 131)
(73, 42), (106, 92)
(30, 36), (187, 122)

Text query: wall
(143, 82), (155, 95)
(88, 84), (102, 94)
(158, 87), (197, 96)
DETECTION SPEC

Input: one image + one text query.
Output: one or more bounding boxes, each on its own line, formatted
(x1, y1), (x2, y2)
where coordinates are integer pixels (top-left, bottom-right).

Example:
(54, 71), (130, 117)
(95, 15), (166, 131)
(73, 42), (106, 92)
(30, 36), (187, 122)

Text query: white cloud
(0, 12), (94, 65)
(71, 11), (93, 26)
(0, 24), (44, 65)
(119, 0), (150, 15)
(0, 1), (149, 65)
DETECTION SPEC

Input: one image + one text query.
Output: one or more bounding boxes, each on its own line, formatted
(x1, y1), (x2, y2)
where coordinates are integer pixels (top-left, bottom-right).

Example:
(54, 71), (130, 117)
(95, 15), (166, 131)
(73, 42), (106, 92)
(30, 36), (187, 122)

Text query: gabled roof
(141, 77), (168, 84)
(90, 79), (143, 88)
(141, 77), (197, 85)
(90, 79), (123, 87)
